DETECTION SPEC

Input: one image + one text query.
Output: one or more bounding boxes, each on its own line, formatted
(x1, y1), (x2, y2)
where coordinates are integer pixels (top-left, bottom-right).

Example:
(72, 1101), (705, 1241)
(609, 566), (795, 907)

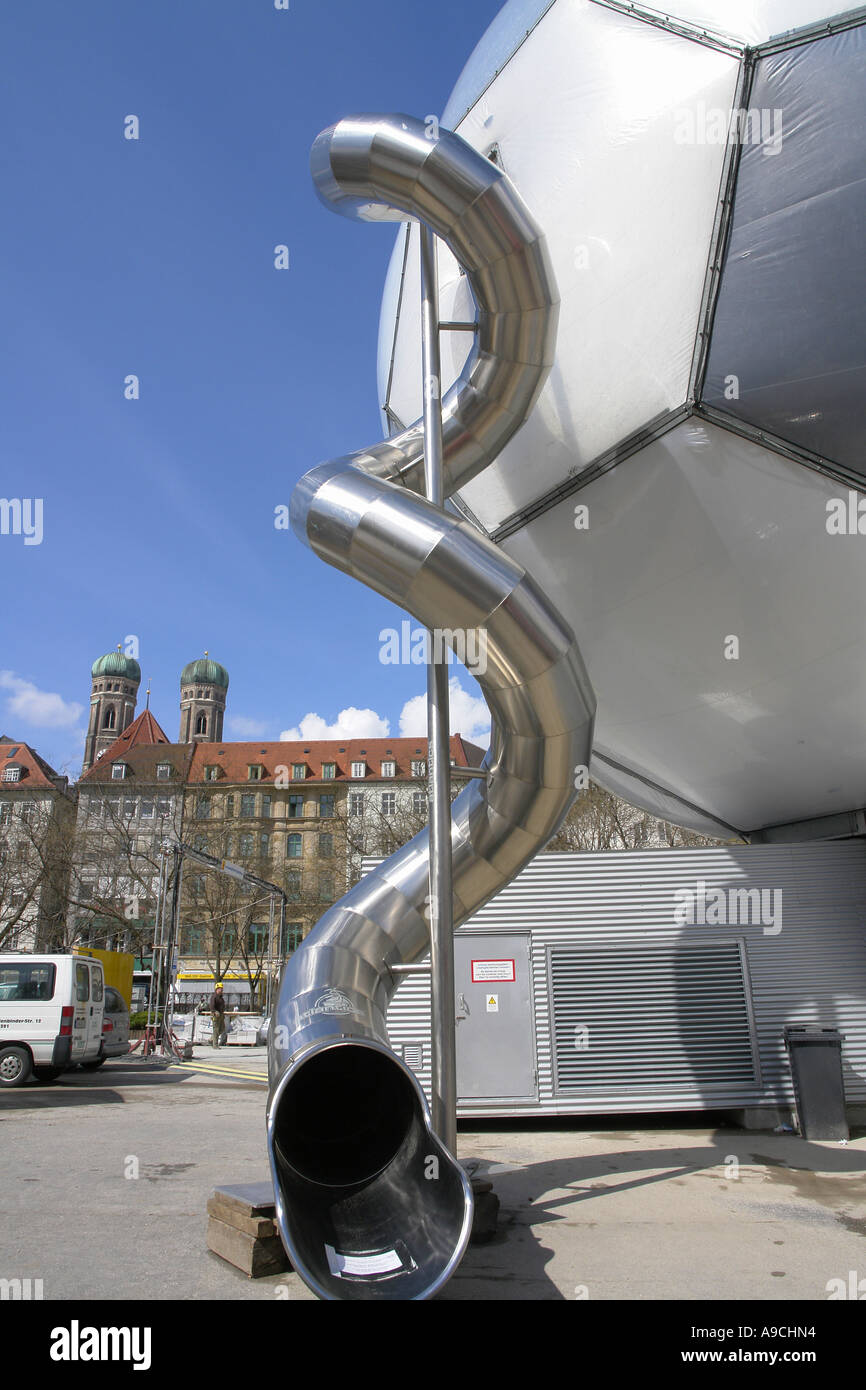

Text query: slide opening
(273, 1044), (416, 1188)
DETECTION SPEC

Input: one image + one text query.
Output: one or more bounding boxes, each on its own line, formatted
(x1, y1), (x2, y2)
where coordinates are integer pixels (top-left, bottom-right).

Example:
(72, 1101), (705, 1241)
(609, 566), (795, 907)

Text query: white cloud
(399, 677), (490, 748)
(227, 715), (269, 738)
(280, 707), (390, 741)
(0, 671), (84, 729)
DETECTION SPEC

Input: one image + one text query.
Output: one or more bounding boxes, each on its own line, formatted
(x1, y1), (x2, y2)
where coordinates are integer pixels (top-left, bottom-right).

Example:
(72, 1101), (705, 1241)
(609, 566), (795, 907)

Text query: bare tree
(60, 794), (177, 957)
(0, 794), (75, 950)
(548, 780), (726, 852)
(180, 824), (278, 1010)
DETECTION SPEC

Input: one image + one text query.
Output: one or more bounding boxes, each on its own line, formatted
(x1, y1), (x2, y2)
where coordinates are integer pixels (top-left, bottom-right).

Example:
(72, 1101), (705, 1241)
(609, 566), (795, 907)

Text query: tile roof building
(0, 736), (74, 950)
(66, 647), (486, 1007)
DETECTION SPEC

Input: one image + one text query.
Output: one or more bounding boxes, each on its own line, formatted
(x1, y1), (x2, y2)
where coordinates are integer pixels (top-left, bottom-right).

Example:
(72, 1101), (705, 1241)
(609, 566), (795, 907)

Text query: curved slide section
(268, 114), (596, 1301)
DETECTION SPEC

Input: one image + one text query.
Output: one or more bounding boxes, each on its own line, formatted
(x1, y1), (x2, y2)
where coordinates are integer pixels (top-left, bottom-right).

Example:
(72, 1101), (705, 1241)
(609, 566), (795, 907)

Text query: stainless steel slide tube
(268, 114), (596, 1301)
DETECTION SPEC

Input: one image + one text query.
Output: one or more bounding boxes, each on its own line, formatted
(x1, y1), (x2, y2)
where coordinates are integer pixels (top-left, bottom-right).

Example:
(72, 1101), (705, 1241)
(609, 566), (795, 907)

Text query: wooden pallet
(206, 1181), (291, 1278)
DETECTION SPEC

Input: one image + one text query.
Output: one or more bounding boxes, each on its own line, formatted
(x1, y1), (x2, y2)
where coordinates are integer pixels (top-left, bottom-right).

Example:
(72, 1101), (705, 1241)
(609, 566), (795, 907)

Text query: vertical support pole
(276, 894), (286, 1014)
(164, 849), (183, 1053)
(146, 846), (168, 1051)
(265, 895), (275, 1016)
(420, 223), (457, 1154)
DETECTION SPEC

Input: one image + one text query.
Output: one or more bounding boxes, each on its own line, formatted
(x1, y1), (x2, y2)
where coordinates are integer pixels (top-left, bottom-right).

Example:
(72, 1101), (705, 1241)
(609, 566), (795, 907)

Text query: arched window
(103, 707), (116, 730)
(195, 712), (207, 736)
(287, 833), (302, 859)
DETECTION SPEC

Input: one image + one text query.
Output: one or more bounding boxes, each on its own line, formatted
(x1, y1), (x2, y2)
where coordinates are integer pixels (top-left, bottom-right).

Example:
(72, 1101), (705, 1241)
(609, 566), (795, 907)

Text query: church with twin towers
(82, 647), (229, 773)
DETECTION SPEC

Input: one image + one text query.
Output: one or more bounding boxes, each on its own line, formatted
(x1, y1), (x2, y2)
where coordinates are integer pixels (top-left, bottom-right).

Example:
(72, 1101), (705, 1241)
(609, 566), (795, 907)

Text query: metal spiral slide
(267, 114), (596, 1300)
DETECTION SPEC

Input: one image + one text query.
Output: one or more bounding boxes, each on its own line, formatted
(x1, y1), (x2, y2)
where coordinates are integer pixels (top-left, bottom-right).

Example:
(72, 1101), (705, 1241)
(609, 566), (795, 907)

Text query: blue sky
(0, 0), (503, 777)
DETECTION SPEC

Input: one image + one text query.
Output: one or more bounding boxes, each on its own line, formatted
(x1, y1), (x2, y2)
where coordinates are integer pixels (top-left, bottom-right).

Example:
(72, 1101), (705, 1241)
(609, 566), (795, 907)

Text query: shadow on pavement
(443, 1122), (866, 1300)
(0, 1063), (190, 1108)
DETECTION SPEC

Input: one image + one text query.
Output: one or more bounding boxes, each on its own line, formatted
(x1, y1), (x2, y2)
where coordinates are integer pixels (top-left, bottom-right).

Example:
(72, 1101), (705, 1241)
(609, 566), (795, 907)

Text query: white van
(0, 954), (106, 1087)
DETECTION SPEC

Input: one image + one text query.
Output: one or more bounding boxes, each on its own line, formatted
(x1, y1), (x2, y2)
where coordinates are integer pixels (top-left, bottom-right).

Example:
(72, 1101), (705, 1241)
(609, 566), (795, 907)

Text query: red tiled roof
(79, 710), (185, 784)
(0, 736), (66, 790)
(90, 710), (169, 761)
(187, 735), (485, 784)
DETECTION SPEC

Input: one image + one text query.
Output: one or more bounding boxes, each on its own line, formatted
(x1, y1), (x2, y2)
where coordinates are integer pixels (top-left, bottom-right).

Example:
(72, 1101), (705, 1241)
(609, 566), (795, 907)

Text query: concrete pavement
(1, 1051), (863, 1302)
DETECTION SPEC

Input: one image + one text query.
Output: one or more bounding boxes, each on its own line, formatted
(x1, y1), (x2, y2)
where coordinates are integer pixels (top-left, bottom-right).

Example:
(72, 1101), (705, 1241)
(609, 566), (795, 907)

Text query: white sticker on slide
(325, 1244), (404, 1278)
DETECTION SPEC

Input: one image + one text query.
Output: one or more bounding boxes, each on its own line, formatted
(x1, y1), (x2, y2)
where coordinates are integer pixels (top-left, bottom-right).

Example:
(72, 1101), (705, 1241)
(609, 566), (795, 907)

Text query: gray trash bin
(784, 1026), (848, 1141)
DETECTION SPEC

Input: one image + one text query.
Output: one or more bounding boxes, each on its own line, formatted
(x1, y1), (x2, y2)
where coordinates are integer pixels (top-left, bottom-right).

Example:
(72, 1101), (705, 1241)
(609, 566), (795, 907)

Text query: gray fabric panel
(702, 24), (866, 475)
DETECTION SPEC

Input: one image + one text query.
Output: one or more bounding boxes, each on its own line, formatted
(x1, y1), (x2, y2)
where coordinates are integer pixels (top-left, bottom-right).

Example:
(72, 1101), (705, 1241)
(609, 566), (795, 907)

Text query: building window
(140, 798), (154, 819)
(349, 793), (364, 817)
(261, 795), (271, 818)
(239, 832), (255, 857)
(225, 795), (234, 818)
(195, 713), (208, 736)
(318, 872), (334, 901)
(260, 832), (270, 858)
(240, 794), (255, 818)
(292, 764), (306, 781)
(2, 766), (21, 783)
(157, 797), (171, 819)
(411, 760), (426, 778)
(288, 794), (304, 818)
(248, 923), (268, 954)
(204, 766), (219, 781)
(286, 923), (304, 952)
(319, 795), (335, 819)
(103, 708), (116, 730)
(195, 796), (210, 820)
(413, 792), (427, 817)
(156, 764), (171, 780)
(111, 763), (127, 780)
(123, 797), (136, 820)
(248, 765), (262, 781)
(321, 762), (336, 780)
(318, 833), (333, 859)
(193, 834), (207, 853)
(0, 804), (10, 825)
(182, 925), (205, 954)
(220, 927), (236, 952)
(381, 760), (395, 778)
(285, 871), (301, 902)
(20, 801), (35, 824)
(286, 833), (302, 859)
(381, 792), (396, 816)
(351, 761), (366, 779)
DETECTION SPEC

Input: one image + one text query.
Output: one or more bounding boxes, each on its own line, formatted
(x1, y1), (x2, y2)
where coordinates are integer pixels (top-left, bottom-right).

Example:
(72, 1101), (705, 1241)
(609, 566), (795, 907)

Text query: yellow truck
(75, 948), (134, 1010)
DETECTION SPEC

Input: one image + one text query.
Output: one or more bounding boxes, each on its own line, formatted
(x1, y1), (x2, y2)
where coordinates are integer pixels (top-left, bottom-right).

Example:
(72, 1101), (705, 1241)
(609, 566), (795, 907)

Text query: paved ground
(1, 1048), (864, 1302)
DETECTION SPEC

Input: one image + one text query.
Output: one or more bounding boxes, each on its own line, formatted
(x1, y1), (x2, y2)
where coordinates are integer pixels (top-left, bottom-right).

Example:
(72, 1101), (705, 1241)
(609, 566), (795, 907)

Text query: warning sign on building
(471, 959), (516, 983)
(486, 994), (499, 1013)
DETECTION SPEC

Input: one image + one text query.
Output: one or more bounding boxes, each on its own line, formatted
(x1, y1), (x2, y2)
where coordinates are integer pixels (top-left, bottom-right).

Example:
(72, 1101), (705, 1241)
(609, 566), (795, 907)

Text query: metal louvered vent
(402, 1043), (424, 1073)
(550, 940), (758, 1093)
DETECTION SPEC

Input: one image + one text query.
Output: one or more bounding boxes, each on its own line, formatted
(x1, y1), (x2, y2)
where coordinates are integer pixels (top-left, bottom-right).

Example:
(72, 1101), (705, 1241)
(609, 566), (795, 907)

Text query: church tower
(83, 646), (142, 771)
(179, 653), (229, 743)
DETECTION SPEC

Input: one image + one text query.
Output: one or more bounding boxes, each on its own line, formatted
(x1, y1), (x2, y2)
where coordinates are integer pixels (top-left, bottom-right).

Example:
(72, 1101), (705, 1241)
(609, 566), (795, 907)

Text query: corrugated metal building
(383, 843), (866, 1119)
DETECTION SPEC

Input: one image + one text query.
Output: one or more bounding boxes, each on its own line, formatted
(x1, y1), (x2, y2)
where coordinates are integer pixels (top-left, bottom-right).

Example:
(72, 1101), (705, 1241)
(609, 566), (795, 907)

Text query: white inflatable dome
(378, 0), (866, 840)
